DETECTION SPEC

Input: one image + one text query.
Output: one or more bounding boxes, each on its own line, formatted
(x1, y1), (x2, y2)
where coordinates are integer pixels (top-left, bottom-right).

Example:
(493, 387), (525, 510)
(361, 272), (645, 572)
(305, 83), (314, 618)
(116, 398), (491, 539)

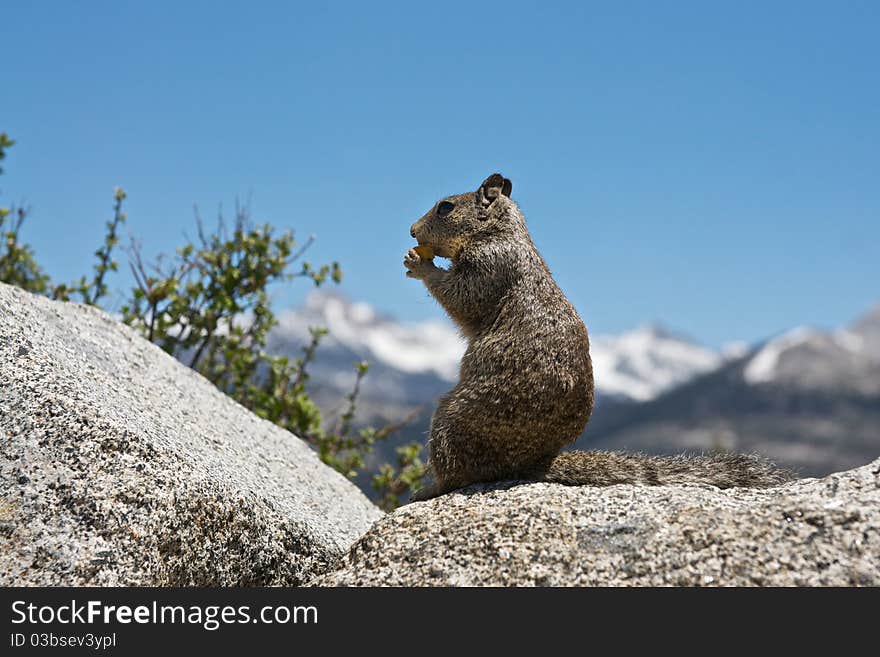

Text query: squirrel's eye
(437, 200), (455, 217)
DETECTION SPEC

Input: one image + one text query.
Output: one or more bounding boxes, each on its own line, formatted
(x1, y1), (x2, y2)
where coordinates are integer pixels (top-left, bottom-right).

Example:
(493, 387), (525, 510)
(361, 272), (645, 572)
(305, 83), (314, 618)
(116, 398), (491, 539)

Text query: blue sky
(2, 1), (878, 347)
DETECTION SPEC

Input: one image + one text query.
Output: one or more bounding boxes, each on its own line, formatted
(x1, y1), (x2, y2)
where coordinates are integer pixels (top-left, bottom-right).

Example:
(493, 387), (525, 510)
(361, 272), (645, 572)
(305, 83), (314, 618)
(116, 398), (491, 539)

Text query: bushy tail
(533, 450), (794, 489)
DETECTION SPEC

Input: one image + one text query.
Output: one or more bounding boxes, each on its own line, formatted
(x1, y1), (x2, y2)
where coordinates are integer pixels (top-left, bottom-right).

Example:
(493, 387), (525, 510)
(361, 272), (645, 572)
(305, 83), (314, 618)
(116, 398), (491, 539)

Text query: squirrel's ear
(478, 173), (513, 207)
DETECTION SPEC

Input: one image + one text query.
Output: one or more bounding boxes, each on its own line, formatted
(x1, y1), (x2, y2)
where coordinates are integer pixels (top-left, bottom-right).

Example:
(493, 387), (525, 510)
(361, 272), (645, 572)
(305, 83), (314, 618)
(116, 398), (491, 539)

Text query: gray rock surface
(318, 458), (879, 586)
(0, 283), (381, 586)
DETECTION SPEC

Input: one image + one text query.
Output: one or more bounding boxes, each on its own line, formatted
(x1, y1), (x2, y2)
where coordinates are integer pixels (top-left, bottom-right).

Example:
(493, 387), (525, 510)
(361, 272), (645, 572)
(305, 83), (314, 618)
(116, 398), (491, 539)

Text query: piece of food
(414, 245), (434, 259)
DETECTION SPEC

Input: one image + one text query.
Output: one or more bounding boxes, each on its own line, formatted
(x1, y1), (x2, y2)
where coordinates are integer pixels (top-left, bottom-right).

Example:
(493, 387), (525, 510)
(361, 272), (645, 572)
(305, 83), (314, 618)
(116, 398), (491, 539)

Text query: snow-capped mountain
(586, 302), (880, 478)
(850, 304), (880, 355)
(743, 305), (880, 395)
(590, 325), (722, 401)
(267, 291), (723, 406)
(274, 292), (464, 382)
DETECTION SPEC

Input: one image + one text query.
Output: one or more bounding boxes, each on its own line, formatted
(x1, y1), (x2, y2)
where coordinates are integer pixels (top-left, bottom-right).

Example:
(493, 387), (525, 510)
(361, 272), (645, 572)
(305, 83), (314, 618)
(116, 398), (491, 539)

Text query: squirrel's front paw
(403, 247), (435, 279)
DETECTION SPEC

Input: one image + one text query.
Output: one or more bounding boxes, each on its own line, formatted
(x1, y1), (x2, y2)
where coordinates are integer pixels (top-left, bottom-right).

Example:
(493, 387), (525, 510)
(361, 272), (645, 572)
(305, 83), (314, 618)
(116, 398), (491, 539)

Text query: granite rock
(0, 283), (382, 586)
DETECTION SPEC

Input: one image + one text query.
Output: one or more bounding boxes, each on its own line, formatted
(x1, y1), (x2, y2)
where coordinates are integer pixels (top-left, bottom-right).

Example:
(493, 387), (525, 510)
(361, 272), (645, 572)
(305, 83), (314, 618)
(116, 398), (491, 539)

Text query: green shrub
(0, 133), (50, 294)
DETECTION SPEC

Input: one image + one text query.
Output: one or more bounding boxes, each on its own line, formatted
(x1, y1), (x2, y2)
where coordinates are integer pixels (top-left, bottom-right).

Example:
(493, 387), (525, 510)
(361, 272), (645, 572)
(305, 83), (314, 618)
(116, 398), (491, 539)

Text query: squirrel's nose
(410, 225), (417, 239)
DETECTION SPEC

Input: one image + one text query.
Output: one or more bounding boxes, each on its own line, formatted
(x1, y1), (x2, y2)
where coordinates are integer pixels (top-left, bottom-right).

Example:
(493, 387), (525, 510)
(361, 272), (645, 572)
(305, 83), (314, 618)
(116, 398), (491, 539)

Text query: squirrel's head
(410, 173), (518, 259)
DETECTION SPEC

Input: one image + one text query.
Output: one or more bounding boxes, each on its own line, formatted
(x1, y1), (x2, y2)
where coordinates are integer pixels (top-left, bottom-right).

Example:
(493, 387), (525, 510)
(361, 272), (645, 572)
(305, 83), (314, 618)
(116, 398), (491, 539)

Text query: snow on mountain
(273, 291), (464, 383)
(589, 325), (722, 402)
(743, 305), (880, 389)
(268, 292), (723, 403)
(744, 327), (831, 384)
(849, 303), (880, 356)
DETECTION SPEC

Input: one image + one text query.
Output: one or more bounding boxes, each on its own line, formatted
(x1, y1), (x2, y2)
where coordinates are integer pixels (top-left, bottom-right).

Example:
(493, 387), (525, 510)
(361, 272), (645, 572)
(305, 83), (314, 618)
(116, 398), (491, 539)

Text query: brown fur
(405, 173), (793, 501)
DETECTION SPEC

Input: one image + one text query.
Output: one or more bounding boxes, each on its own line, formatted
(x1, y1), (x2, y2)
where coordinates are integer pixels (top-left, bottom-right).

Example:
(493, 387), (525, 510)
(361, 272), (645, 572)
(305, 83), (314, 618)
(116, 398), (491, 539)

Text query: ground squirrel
(405, 173), (793, 501)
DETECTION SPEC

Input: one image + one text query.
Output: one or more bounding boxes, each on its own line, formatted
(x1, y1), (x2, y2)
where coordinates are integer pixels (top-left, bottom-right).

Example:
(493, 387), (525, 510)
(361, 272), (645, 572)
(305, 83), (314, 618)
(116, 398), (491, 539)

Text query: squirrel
(404, 173), (793, 501)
